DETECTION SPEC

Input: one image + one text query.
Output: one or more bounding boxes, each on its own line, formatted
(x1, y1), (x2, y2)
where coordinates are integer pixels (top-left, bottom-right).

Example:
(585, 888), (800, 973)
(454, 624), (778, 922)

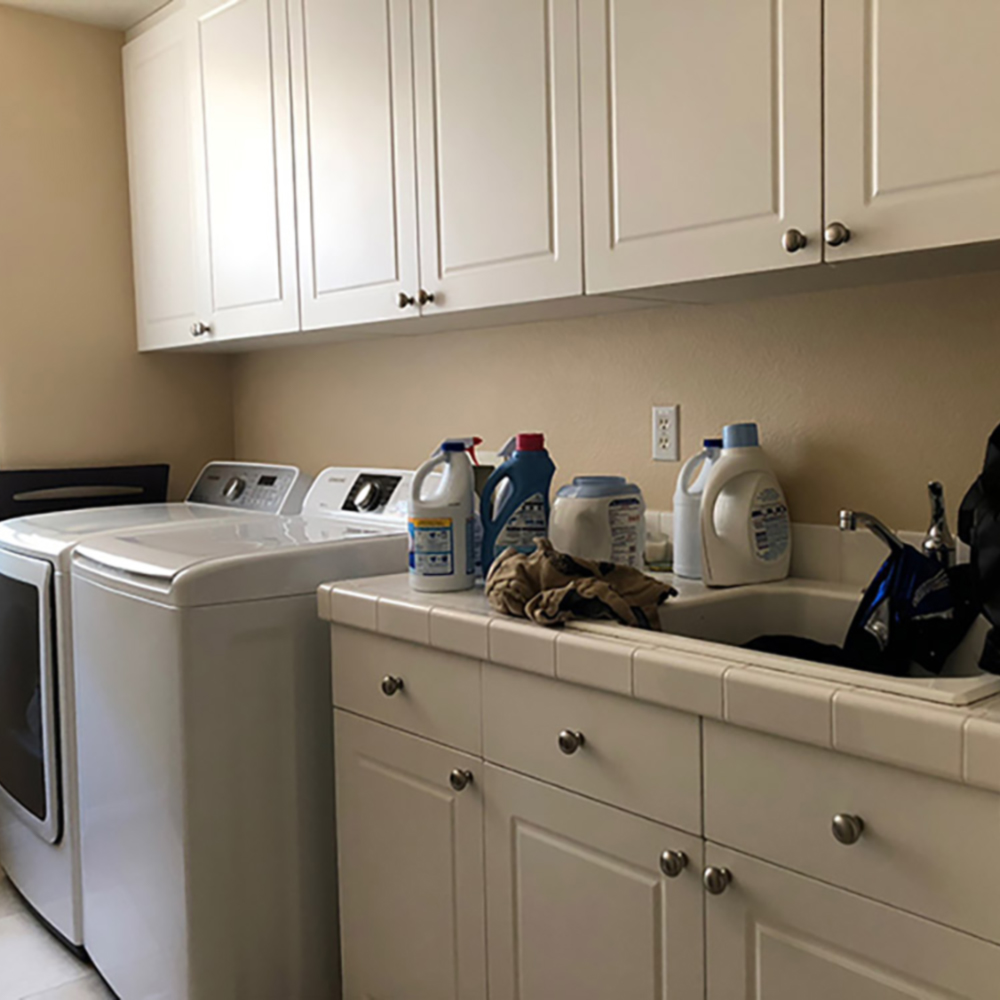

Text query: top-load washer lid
(72, 514), (409, 608)
(0, 462), (311, 569)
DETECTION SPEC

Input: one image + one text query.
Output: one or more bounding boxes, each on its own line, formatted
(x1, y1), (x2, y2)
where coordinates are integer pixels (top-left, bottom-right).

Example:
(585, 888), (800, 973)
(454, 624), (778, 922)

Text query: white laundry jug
(672, 438), (723, 579)
(409, 439), (477, 592)
(700, 423), (791, 587)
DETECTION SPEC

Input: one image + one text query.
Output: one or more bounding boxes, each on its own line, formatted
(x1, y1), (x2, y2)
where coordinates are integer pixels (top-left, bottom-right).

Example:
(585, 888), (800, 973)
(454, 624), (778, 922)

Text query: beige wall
(0, 6), (233, 498)
(234, 270), (1000, 532)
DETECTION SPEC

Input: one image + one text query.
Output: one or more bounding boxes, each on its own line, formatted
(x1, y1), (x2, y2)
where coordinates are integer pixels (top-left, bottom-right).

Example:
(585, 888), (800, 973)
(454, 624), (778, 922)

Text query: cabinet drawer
(483, 664), (701, 833)
(331, 626), (481, 754)
(705, 720), (1000, 941)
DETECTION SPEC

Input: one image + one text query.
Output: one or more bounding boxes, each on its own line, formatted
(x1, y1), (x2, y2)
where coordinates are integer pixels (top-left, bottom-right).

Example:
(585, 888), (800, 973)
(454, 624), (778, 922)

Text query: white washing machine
(0, 462), (310, 949)
(70, 467), (415, 1000)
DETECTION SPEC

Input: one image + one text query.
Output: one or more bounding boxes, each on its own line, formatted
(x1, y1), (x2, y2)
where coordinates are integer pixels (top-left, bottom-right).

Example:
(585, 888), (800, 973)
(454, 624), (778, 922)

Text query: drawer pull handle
(380, 675), (404, 697)
(831, 813), (865, 845)
(558, 729), (586, 755)
(703, 867), (732, 895)
(449, 769), (473, 792)
(659, 850), (688, 878)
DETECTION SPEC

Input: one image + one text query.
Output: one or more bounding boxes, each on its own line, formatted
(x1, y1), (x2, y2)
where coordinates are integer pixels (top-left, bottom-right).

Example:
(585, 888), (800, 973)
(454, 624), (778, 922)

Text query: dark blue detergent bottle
(481, 433), (556, 574)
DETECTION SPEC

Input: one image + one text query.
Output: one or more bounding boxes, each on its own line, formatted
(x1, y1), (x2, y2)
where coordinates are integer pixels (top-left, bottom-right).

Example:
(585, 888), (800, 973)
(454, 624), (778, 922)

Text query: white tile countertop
(318, 572), (1000, 793)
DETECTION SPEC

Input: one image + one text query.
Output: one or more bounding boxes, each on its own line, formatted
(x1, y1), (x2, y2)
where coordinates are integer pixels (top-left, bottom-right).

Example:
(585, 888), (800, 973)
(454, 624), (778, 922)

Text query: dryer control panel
(186, 463), (311, 515)
(302, 468), (416, 523)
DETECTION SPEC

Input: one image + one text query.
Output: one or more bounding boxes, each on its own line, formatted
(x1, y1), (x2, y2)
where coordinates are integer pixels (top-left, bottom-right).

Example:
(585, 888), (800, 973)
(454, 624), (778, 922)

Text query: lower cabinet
(333, 710), (487, 1000)
(485, 764), (703, 1000)
(706, 844), (1000, 1000)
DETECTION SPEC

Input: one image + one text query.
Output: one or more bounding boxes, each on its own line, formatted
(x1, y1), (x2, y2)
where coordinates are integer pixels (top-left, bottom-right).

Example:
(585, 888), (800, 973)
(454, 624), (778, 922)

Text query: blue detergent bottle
(481, 433), (556, 573)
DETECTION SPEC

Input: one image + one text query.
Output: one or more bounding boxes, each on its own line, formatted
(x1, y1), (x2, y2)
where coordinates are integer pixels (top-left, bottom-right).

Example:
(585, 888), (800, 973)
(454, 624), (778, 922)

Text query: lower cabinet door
(705, 844), (1000, 1000)
(334, 710), (487, 1000)
(485, 764), (704, 1000)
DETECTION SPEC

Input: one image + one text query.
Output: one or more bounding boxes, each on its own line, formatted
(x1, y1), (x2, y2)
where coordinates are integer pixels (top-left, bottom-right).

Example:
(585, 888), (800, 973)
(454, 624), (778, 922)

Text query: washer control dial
(354, 481), (382, 512)
(223, 476), (247, 501)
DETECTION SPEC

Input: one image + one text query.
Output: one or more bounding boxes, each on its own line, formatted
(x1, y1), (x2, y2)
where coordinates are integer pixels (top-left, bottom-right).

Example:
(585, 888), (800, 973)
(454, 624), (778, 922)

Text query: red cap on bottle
(516, 433), (545, 452)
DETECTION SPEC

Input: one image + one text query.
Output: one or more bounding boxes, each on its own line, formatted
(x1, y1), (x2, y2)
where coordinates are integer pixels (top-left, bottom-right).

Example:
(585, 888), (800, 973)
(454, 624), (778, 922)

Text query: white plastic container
(549, 476), (646, 568)
(700, 423), (791, 587)
(672, 438), (722, 579)
(408, 440), (476, 592)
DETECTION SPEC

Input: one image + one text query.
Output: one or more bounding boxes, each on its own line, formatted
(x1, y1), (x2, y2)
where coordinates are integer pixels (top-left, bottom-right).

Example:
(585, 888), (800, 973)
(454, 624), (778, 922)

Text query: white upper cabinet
(579, 0), (823, 293)
(825, 0), (1000, 262)
(411, 0), (583, 313)
(188, 0), (299, 341)
(124, 10), (204, 351)
(289, 0), (421, 330)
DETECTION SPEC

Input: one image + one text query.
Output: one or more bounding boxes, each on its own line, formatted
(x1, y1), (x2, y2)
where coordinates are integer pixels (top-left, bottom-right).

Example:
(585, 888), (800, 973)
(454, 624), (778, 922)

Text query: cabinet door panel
(706, 845), (1000, 1000)
(124, 12), (204, 351)
(412, 0), (582, 312)
(291, 0), (420, 329)
(826, 0), (1000, 260)
(580, 0), (822, 292)
(486, 765), (703, 1000)
(335, 711), (486, 1000)
(191, 0), (299, 339)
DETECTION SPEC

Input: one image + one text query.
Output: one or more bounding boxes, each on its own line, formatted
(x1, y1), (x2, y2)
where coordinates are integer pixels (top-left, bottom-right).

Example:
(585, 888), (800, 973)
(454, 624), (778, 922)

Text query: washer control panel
(186, 463), (311, 514)
(302, 468), (415, 522)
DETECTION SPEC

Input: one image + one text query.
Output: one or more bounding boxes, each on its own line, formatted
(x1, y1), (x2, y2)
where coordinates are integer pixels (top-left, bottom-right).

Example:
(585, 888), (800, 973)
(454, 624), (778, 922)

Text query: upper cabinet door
(189, 0), (299, 341)
(290, 0), (421, 330)
(825, 0), (1000, 262)
(124, 11), (204, 351)
(579, 0), (823, 293)
(411, 0), (582, 314)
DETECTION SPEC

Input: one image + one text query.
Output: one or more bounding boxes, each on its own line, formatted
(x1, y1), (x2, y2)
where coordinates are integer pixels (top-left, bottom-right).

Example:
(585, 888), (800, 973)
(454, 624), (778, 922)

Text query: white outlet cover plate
(652, 405), (680, 462)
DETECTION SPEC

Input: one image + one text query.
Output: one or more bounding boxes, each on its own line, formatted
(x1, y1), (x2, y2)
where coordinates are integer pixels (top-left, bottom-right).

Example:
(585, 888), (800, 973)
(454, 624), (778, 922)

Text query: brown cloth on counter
(486, 538), (676, 630)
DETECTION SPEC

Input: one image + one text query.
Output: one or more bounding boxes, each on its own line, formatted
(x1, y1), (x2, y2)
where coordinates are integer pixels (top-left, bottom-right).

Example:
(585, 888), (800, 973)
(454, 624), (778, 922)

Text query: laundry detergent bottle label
(751, 486), (790, 562)
(409, 517), (455, 576)
(493, 492), (547, 559)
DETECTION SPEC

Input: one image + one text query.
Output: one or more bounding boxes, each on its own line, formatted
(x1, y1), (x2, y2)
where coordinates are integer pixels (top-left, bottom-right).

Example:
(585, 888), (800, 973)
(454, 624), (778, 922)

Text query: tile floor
(0, 871), (114, 1000)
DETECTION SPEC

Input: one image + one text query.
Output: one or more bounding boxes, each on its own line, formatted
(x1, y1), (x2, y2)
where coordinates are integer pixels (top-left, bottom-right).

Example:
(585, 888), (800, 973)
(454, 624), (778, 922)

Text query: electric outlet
(652, 405), (680, 461)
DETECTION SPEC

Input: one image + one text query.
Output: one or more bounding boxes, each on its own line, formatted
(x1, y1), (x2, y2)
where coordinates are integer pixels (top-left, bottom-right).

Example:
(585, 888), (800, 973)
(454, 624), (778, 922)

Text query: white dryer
(70, 467), (414, 1000)
(0, 463), (309, 949)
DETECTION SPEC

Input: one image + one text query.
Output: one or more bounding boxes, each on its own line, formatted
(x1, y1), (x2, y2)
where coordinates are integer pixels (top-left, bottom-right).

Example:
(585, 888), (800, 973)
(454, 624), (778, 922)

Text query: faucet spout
(839, 509), (905, 554)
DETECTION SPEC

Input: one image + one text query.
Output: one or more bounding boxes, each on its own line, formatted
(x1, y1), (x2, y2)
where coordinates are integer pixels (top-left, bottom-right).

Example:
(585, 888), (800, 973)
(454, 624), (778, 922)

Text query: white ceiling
(2, 0), (166, 30)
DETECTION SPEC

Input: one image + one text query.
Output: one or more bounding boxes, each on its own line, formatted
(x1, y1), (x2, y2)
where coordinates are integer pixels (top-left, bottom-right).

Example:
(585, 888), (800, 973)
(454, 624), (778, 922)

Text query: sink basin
(572, 579), (1000, 706)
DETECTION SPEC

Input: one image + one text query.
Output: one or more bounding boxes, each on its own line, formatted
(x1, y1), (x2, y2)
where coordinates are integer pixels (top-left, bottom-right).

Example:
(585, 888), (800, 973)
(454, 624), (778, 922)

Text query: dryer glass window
(0, 574), (47, 821)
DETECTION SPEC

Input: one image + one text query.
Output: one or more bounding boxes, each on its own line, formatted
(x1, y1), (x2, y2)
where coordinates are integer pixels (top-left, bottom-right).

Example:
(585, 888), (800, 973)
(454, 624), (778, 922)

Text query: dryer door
(0, 548), (59, 844)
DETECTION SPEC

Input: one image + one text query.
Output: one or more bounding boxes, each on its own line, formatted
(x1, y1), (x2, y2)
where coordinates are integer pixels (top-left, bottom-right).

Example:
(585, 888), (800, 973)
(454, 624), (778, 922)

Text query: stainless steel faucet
(922, 481), (956, 569)
(838, 509), (905, 553)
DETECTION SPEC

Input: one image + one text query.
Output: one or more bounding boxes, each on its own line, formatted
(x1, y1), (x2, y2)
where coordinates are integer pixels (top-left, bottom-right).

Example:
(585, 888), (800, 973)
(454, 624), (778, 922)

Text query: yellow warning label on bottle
(409, 518), (452, 528)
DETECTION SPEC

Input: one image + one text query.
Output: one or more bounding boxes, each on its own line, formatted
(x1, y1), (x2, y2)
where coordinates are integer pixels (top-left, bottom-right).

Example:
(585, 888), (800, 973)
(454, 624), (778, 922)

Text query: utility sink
(574, 579), (1000, 706)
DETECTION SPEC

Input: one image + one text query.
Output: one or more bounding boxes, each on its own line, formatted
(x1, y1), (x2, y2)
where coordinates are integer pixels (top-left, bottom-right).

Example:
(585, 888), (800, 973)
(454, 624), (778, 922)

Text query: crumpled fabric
(485, 537), (676, 630)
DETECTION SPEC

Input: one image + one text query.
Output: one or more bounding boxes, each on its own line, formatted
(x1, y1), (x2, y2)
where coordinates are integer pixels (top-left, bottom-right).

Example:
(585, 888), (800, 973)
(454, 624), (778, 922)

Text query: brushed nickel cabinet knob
(824, 221), (851, 246)
(449, 769), (473, 792)
(557, 730), (586, 755)
(831, 813), (865, 845)
(703, 867), (732, 895)
(190, 321), (212, 338)
(659, 850), (689, 878)
(380, 675), (404, 697)
(782, 228), (808, 253)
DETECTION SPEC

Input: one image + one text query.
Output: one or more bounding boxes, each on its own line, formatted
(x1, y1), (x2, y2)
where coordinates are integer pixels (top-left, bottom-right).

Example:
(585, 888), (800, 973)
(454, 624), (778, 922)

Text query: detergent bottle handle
(679, 450), (708, 496)
(412, 454), (447, 505)
(481, 465), (513, 531)
(699, 468), (725, 547)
